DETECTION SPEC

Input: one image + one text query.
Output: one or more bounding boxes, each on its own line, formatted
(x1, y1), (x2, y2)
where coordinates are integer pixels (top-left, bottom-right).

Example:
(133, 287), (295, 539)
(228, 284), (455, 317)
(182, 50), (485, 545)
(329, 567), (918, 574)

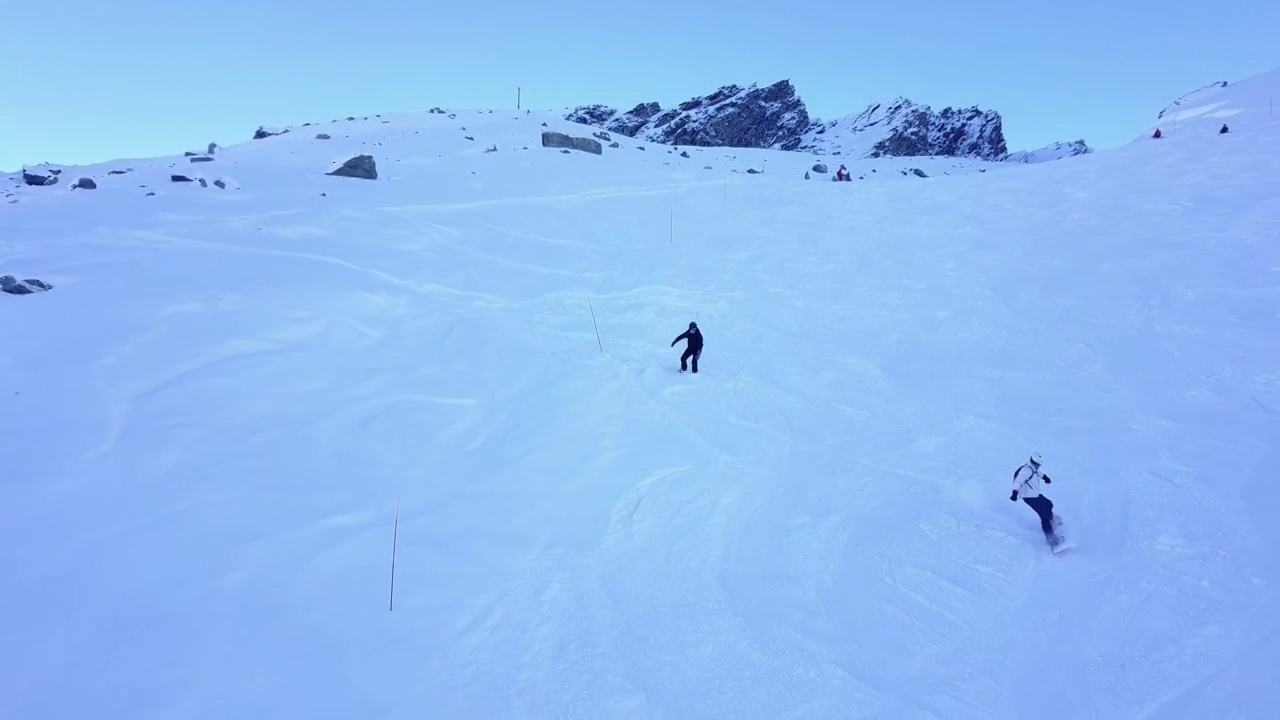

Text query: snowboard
(1048, 514), (1074, 554)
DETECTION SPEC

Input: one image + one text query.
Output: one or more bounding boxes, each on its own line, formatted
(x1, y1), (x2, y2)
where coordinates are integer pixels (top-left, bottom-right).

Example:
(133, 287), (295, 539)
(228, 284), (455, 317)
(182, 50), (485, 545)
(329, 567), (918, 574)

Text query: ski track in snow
(2, 98), (1279, 720)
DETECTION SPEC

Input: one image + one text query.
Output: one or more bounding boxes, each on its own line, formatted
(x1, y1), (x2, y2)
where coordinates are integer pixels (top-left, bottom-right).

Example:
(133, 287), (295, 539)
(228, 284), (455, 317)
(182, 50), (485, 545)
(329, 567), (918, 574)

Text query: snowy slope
(3, 82), (1280, 720)
(1003, 139), (1092, 164)
(1139, 66), (1280, 139)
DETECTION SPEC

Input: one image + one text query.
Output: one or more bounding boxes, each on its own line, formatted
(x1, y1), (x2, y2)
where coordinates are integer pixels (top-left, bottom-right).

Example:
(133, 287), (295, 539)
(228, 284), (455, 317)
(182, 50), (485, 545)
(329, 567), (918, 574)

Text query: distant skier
(835, 166), (846, 181)
(1009, 452), (1062, 548)
(671, 321), (703, 373)
(1152, 128), (1163, 139)
(1219, 123), (1230, 134)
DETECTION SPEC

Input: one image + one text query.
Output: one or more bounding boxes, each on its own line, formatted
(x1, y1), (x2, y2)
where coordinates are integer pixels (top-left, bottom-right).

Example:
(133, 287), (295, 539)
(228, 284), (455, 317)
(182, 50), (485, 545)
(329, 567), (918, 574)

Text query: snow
(1004, 140), (1092, 164)
(1139, 66), (1280, 140)
(3, 75), (1280, 719)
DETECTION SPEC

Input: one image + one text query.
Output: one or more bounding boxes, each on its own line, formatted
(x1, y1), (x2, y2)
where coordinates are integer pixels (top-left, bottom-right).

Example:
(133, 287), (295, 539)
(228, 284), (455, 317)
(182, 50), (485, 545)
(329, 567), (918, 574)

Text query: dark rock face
(190, 156), (215, 163)
(800, 98), (1006, 160)
(22, 171), (58, 186)
(326, 155), (378, 179)
(540, 131), (603, 155)
(253, 126), (288, 140)
(869, 103), (1005, 160)
(568, 82), (1016, 160)
(73, 177), (97, 189)
(1, 276), (53, 295)
(171, 174), (194, 182)
(567, 81), (809, 151)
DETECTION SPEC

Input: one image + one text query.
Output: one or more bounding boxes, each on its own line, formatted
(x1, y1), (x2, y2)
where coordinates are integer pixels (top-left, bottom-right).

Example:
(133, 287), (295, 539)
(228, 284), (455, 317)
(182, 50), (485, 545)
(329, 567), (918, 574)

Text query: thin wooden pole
(588, 296), (603, 352)
(389, 498), (400, 611)
(517, 87), (521, 110)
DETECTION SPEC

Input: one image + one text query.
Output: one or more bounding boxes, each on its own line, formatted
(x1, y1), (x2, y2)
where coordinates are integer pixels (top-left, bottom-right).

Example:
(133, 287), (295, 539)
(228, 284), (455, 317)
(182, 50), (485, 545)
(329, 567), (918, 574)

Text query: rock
(540, 131), (603, 155)
(145, 191), (157, 196)
(464, 135), (475, 141)
(326, 154), (378, 180)
(108, 169), (128, 175)
(1, 276), (53, 295)
(804, 171), (811, 180)
(910, 168), (928, 178)
(636, 146), (645, 151)
(566, 82), (809, 150)
(703, 165), (713, 169)
(171, 174), (194, 182)
(609, 142), (621, 148)
(22, 171), (58, 186)
(253, 125), (288, 140)
(592, 131), (612, 142)
(680, 150), (690, 158)
(198, 178), (208, 187)
(49, 169), (62, 175)
(746, 168), (762, 174)
(213, 179), (227, 189)
(561, 149), (571, 154)
(316, 133), (332, 140)
(73, 178), (97, 189)
(1003, 139), (1092, 164)
(812, 163), (828, 173)
(190, 156), (215, 163)
(208, 142), (219, 154)
(485, 144), (498, 153)
(184, 151), (197, 157)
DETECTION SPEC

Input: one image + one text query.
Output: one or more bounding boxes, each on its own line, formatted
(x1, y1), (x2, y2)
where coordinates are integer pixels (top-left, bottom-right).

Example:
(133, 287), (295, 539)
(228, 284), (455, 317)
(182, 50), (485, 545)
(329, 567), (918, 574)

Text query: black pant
(681, 347), (701, 373)
(1022, 495), (1055, 536)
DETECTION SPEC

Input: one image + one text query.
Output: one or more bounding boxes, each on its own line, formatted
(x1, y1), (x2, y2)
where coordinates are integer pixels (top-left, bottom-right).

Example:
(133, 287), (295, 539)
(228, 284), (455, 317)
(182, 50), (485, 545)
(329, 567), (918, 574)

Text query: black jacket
(672, 328), (703, 351)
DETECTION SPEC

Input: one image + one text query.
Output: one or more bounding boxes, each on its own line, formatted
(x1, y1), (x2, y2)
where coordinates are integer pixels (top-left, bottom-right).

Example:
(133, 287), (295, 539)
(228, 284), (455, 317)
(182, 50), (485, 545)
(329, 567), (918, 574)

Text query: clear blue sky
(4, 0), (1278, 171)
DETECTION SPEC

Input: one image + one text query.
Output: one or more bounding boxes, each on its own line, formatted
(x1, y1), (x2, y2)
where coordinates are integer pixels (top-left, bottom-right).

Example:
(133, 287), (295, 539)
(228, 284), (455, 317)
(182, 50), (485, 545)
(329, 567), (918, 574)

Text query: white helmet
(1029, 452), (1043, 466)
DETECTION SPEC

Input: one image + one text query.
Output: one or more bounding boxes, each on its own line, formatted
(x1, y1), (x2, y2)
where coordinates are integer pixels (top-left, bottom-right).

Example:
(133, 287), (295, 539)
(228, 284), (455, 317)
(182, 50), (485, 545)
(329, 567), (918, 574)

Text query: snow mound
(1139, 66), (1280, 139)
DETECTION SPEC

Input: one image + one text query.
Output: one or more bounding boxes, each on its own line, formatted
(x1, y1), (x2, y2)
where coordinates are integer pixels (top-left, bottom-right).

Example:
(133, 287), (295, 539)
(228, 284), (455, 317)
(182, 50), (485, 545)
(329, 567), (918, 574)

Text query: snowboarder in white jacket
(1010, 452), (1061, 547)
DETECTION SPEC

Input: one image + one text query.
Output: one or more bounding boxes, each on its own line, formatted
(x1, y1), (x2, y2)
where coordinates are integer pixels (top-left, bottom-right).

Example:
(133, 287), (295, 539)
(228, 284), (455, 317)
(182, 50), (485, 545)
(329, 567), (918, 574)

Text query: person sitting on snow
(1010, 452), (1062, 548)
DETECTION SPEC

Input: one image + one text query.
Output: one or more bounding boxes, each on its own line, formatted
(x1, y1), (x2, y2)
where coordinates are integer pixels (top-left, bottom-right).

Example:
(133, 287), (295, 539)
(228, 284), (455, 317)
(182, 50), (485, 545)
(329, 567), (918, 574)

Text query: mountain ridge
(565, 80), (1090, 163)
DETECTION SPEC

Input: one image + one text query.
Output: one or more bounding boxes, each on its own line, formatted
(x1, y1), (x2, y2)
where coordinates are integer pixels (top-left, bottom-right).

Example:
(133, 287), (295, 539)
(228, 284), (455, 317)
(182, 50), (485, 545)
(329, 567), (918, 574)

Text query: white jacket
(1012, 463), (1047, 499)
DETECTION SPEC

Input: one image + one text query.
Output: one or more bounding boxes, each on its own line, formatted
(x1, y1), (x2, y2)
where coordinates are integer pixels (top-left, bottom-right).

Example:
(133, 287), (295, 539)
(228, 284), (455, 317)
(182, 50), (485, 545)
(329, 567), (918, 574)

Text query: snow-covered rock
(799, 98), (1007, 160)
(1004, 139), (1092, 164)
(567, 81), (811, 151)
(568, 84), (1008, 160)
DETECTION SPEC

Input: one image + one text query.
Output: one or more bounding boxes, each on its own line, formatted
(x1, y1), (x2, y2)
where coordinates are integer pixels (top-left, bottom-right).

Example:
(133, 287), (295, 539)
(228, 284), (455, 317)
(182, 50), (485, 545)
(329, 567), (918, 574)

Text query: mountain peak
(567, 79), (810, 151)
(568, 84), (1016, 161)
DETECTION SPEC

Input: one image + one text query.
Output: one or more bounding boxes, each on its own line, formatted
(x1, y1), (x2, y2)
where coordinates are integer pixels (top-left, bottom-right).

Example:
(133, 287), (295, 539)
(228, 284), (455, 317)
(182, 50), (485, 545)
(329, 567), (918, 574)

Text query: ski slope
(3, 72), (1279, 719)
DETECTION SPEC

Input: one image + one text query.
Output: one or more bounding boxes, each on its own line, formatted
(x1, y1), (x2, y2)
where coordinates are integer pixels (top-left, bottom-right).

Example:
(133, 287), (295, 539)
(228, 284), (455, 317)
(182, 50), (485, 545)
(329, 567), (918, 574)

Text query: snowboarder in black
(1010, 452), (1062, 548)
(671, 321), (703, 373)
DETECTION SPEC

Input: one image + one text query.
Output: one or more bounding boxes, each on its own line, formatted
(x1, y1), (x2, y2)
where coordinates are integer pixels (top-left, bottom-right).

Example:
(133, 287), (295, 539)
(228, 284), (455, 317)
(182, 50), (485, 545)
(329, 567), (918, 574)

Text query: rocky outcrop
(1004, 139), (1092, 164)
(327, 155), (378, 179)
(567, 81), (810, 150)
(73, 177), (97, 189)
(22, 170), (58, 186)
(541, 131), (603, 155)
(1, 276), (53, 295)
(800, 98), (1007, 160)
(568, 82), (1017, 160)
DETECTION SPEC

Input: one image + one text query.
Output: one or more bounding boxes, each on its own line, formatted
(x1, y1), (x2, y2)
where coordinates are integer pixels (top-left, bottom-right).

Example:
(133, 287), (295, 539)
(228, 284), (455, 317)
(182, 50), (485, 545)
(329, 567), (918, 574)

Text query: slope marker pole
(588, 295), (603, 352)
(389, 498), (400, 611)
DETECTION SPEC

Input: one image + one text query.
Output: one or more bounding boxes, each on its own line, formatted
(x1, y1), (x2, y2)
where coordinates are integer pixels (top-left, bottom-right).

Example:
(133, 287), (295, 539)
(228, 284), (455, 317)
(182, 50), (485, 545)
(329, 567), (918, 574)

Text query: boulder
(326, 154), (378, 180)
(541, 131), (602, 155)
(73, 178), (97, 190)
(22, 171), (58, 186)
(1, 276), (53, 295)
(812, 163), (828, 173)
